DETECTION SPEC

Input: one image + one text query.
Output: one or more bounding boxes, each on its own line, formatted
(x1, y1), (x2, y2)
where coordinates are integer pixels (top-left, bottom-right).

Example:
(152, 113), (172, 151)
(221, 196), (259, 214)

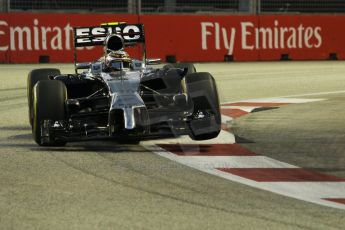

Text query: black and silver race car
(27, 22), (221, 146)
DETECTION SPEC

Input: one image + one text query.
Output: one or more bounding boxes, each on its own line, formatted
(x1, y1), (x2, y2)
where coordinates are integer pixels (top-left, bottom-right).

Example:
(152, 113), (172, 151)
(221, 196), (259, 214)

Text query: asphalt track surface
(1, 62), (345, 229)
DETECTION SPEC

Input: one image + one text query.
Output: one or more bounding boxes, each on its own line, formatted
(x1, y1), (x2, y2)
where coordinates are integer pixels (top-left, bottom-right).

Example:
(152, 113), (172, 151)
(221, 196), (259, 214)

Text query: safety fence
(7, 0), (247, 13)
(261, 0), (345, 13)
(6, 1), (345, 14)
(0, 13), (344, 63)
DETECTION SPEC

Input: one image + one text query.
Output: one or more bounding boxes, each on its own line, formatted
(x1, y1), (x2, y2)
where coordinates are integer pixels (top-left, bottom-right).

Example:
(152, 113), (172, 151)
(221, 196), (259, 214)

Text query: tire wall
(0, 13), (344, 63)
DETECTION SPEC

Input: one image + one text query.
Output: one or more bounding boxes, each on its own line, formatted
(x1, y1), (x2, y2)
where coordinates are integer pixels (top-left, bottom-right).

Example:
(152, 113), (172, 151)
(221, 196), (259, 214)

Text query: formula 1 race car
(27, 22), (221, 146)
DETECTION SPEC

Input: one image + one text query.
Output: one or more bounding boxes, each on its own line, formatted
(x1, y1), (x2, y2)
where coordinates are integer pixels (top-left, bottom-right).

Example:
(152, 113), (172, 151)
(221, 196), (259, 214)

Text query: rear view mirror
(76, 62), (91, 70)
(132, 60), (143, 70)
(146, 58), (161, 65)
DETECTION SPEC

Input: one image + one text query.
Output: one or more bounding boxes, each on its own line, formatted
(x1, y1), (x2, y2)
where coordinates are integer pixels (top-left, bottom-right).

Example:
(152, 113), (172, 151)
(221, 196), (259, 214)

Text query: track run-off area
(1, 62), (345, 229)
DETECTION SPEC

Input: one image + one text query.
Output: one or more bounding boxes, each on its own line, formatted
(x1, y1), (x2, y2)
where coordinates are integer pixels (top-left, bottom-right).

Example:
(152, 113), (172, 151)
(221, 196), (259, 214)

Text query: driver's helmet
(105, 50), (131, 71)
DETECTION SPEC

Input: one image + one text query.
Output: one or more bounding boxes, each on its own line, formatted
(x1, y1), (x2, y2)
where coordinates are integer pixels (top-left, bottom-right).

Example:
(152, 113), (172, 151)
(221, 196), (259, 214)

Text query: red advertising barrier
(0, 13), (345, 63)
(141, 15), (259, 62)
(0, 13), (140, 63)
(258, 15), (345, 60)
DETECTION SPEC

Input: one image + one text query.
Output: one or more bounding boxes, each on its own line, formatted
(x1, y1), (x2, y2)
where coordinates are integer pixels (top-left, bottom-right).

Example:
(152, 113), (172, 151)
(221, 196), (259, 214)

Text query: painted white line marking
(142, 130), (236, 145)
(221, 106), (261, 112)
(143, 96), (345, 210)
(211, 168), (345, 210)
(221, 114), (233, 124)
(266, 182), (345, 199)
(161, 155), (298, 169)
(283, 90), (345, 98)
(222, 97), (324, 104)
(143, 144), (345, 210)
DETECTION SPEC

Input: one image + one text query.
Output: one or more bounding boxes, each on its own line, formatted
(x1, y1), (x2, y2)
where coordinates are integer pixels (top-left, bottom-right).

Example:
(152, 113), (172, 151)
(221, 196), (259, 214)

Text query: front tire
(185, 72), (221, 140)
(27, 68), (61, 126)
(33, 80), (67, 146)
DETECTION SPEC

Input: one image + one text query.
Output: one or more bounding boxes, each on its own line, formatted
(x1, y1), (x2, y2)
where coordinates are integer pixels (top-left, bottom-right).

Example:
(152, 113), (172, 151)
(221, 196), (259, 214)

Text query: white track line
(221, 106), (261, 112)
(142, 97), (345, 210)
(221, 97), (324, 104)
(144, 151), (298, 169)
(142, 130), (236, 145)
(283, 90), (345, 98)
(211, 169), (345, 210)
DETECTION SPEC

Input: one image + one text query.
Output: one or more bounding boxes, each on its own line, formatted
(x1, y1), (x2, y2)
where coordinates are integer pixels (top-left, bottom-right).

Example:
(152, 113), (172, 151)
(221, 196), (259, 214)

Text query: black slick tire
(32, 80), (67, 146)
(27, 68), (61, 126)
(185, 72), (221, 140)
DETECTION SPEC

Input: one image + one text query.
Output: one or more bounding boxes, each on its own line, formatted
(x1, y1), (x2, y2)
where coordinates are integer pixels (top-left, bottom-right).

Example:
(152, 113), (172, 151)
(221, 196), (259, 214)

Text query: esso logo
(76, 27), (107, 36)
(76, 25), (141, 44)
(122, 25), (141, 40)
(112, 25), (141, 40)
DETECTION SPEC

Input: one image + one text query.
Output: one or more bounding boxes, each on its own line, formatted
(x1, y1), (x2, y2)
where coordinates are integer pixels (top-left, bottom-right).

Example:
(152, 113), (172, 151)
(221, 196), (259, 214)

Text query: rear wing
(73, 23), (145, 47)
(73, 23), (146, 73)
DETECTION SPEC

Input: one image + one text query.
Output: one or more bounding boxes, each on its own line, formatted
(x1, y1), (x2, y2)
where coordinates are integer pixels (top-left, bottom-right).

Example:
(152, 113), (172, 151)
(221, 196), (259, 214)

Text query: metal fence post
(164, 0), (176, 12)
(249, 0), (258, 14)
(239, 0), (251, 13)
(0, 0), (8, 12)
(257, 0), (261, 14)
(137, 0), (141, 15)
(128, 0), (135, 13)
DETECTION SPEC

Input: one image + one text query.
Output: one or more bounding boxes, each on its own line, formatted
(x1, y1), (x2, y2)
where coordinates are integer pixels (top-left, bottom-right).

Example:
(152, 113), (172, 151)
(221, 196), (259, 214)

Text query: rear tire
(185, 72), (221, 140)
(33, 80), (67, 146)
(27, 68), (61, 126)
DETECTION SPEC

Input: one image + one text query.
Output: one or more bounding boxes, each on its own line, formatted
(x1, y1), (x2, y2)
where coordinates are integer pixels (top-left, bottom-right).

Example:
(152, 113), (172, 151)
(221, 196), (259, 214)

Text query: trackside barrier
(0, 13), (345, 63)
